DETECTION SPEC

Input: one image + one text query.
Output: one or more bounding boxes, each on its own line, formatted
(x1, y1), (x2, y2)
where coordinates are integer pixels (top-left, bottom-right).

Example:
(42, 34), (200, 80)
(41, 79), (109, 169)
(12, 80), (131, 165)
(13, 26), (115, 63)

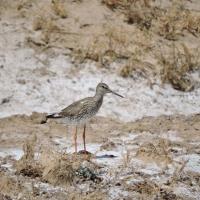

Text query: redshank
(47, 82), (123, 153)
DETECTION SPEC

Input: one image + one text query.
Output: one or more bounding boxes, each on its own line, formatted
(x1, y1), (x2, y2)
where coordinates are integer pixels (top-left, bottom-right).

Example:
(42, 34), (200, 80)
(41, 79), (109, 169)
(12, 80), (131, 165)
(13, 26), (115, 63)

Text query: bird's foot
(77, 150), (93, 155)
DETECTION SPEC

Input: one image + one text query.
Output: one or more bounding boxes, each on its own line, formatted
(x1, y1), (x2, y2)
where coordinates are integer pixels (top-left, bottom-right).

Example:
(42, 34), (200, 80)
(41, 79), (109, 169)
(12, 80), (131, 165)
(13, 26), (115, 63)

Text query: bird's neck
(94, 91), (104, 102)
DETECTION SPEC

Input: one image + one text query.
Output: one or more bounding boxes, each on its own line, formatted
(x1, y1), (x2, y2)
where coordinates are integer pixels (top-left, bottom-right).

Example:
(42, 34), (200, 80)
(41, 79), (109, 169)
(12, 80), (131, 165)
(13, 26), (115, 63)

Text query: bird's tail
(46, 113), (62, 119)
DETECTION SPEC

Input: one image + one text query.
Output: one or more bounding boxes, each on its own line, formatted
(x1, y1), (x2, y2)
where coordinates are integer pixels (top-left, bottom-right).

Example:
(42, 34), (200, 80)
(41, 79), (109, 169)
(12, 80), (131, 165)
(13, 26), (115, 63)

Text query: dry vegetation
(158, 43), (200, 91)
(104, 0), (200, 90)
(15, 135), (43, 178)
(157, 3), (200, 40)
(51, 0), (68, 19)
(0, 0), (200, 199)
(5, 0), (198, 91)
(15, 135), (100, 186)
(135, 138), (173, 166)
(0, 113), (200, 199)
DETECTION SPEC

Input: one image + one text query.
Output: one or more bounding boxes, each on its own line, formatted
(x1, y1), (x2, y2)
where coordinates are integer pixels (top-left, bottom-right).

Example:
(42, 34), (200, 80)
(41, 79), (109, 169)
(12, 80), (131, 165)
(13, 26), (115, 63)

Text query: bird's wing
(59, 97), (93, 117)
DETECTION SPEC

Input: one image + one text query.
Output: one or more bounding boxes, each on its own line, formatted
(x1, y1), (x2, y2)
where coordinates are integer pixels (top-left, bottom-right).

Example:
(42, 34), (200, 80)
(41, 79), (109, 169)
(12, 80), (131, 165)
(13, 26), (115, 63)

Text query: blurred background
(0, 1), (200, 199)
(0, 0), (200, 121)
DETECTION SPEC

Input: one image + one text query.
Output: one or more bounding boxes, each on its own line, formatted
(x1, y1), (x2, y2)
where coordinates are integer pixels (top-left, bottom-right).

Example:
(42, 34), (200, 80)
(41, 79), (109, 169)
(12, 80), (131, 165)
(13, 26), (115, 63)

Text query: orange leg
(74, 126), (78, 153)
(83, 124), (86, 151)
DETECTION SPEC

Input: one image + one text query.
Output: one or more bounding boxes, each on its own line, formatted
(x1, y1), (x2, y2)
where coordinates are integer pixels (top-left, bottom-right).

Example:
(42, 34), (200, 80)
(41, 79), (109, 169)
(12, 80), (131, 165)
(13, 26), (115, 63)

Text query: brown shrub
(126, 1), (161, 30)
(103, 0), (160, 30)
(120, 55), (155, 81)
(157, 3), (200, 40)
(158, 44), (199, 91)
(136, 138), (173, 166)
(0, 172), (22, 197)
(51, 0), (68, 18)
(42, 152), (75, 186)
(32, 16), (46, 31)
(72, 26), (132, 65)
(32, 17), (60, 45)
(102, 0), (153, 10)
(15, 135), (43, 178)
(132, 180), (159, 195)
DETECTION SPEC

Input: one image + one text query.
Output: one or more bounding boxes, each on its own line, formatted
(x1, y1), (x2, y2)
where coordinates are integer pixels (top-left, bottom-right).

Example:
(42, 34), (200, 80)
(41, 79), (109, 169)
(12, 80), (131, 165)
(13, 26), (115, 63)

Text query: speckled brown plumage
(47, 82), (123, 153)
(47, 96), (103, 124)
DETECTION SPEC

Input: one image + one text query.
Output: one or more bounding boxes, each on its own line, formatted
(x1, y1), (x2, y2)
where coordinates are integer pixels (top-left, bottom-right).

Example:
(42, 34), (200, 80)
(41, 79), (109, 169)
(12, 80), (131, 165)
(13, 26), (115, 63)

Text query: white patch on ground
(120, 133), (139, 141)
(109, 187), (130, 200)
(174, 183), (200, 200)
(34, 182), (65, 193)
(52, 136), (71, 147)
(160, 131), (183, 142)
(139, 164), (162, 175)
(177, 154), (200, 174)
(1, 163), (13, 170)
(0, 148), (23, 160)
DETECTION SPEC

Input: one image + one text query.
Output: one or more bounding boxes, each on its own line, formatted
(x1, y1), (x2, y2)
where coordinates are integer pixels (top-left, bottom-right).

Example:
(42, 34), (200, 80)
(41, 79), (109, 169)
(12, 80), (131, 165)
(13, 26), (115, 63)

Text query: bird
(46, 82), (124, 153)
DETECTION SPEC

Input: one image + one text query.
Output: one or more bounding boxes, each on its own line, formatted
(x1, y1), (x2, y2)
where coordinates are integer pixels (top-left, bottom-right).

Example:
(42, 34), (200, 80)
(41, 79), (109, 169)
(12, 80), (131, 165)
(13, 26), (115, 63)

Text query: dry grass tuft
(41, 21), (59, 44)
(72, 25), (152, 72)
(136, 138), (173, 167)
(103, 0), (161, 30)
(120, 58), (144, 78)
(72, 26), (132, 65)
(169, 159), (189, 186)
(157, 3), (185, 40)
(42, 151), (76, 185)
(101, 0), (120, 10)
(184, 12), (200, 36)
(42, 150), (101, 185)
(132, 180), (159, 196)
(51, 0), (68, 18)
(102, 0), (153, 10)
(126, 1), (161, 30)
(125, 178), (178, 199)
(103, 0), (200, 38)
(119, 54), (156, 83)
(15, 135), (43, 178)
(174, 171), (200, 187)
(32, 16), (60, 45)
(0, 172), (22, 197)
(158, 44), (200, 91)
(72, 36), (103, 63)
(156, 188), (178, 200)
(157, 2), (200, 40)
(15, 138), (100, 186)
(122, 149), (132, 168)
(17, 0), (33, 11)
(32, 16), (47, 31)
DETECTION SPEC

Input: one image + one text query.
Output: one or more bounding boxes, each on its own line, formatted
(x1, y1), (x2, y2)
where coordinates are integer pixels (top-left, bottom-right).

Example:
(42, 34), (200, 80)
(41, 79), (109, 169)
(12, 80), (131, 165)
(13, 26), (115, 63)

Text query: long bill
(110, 89), (124, 98)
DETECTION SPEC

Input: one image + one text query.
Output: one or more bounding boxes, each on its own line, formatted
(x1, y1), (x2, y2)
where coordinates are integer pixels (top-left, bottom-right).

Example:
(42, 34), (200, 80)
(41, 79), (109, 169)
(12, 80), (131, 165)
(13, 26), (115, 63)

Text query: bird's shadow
(77, 150), (117, 159)
(95, 154), (117, 159)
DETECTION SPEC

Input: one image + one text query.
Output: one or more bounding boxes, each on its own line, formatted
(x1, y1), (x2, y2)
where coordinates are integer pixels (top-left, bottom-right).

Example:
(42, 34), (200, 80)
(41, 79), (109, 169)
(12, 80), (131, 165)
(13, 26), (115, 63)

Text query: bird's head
(96, 83), (124, 98)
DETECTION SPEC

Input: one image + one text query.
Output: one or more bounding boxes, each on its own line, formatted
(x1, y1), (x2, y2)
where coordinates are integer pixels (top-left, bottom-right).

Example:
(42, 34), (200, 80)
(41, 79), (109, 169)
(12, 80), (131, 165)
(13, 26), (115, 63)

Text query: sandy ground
(0, 0), (200, 199)
(0, 0), (200, 121)
(0, 113), (200, 199)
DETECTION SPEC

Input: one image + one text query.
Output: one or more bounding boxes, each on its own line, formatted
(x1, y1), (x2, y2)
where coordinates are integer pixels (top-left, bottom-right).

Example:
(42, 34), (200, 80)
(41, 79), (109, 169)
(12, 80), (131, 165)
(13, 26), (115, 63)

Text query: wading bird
(47, 82), (124, 153)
